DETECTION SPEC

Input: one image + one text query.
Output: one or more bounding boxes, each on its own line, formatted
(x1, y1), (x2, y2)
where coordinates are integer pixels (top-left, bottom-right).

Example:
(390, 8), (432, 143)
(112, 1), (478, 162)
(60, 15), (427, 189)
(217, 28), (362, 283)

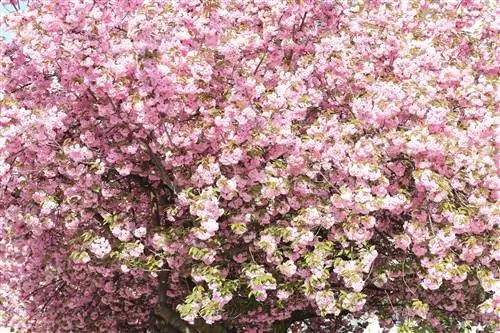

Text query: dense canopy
(0, 0), (498, 332)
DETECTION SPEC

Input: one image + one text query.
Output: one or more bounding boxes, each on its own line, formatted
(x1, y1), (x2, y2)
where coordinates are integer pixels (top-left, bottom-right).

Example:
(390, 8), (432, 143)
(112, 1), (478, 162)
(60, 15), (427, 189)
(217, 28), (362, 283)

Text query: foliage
(0, 0), (498, 332)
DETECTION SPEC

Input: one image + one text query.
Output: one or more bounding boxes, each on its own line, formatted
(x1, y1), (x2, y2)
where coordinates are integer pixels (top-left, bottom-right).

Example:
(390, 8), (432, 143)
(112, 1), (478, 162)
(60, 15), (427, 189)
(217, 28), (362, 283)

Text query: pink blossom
(0, 0), (497, 331)
(421, 276), (443, 290)
(393, 234), (412, 251)
(201, 219), (219, 233)
(112, 226), (132, 242)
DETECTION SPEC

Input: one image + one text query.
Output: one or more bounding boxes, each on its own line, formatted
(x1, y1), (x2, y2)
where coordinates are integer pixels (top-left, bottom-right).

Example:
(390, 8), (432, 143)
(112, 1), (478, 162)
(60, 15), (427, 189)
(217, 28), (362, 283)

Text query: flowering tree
(0, 0), (498, 332)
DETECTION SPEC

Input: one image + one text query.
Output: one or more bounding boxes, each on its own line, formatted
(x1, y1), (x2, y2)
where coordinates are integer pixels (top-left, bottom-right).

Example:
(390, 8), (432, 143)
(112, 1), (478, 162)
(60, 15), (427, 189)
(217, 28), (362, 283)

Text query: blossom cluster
(0, 0), (498, 332)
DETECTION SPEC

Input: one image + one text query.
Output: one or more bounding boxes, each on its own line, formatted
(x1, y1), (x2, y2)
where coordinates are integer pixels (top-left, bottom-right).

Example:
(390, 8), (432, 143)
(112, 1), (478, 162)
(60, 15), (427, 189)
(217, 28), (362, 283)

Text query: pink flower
(112, 226), (132, 242)
(219, 147), (244, 165)
(421, 276), (442, 290)
(194, 229), (213, 240)
(127, 243), (144, 258)
(412, 244), (428, 257)
(277, 290), (291, 300)
(393, 234), (412, 251)
(116, 164), (133, 176)
(201, 218), (219, 233)
(256, 292), (267, 302)
(315, 290), (340, 315)
(63, 143), (93, 163)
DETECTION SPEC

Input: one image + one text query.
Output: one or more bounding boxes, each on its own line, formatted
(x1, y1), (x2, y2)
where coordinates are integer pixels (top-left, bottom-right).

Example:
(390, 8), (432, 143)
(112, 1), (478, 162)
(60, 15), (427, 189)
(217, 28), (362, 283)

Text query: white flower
(133, 227), (147, 238)
(89, 237), (112, 259)
(73, 251), (91, 264)
(363, 321), (383, 333)
(128, 243), (144, 258)
(41, 199), (58, 215)
(278, 260), (297, 277)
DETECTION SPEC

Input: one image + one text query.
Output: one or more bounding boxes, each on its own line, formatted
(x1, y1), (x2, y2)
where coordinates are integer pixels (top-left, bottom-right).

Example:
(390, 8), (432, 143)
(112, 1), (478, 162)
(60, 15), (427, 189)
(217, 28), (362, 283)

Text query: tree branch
(155, 306), (198, 333)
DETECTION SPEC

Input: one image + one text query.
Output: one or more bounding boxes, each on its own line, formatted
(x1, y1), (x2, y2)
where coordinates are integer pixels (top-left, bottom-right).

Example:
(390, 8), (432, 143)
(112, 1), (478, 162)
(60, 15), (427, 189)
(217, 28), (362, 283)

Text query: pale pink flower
(89, 237), (112, 259)
(133, 227), (147, 238)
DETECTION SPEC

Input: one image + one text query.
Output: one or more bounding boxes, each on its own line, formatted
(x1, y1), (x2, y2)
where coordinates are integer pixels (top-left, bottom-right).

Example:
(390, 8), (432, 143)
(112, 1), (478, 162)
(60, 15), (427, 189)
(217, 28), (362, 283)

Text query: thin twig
(298, 12), (307, 32)
(401, 259), (417, 297)
(9, 82), (32, 94)
(253, 54), (266, 75)
(163, 123), (177, 148)
(248, 246), (257, 264)
(384, 290), (397, 320)
(22, 279), (61, 300)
